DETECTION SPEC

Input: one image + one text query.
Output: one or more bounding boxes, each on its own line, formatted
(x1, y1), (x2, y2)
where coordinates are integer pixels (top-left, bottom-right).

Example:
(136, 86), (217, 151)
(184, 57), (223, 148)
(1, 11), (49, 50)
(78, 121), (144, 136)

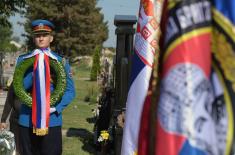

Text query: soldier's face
(34, 33), (53, 48)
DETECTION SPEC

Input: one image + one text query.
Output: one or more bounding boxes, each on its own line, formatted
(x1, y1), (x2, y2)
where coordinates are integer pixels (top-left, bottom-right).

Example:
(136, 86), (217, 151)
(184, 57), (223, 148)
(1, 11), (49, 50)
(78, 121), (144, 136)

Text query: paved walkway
(0, 90), (7, 120)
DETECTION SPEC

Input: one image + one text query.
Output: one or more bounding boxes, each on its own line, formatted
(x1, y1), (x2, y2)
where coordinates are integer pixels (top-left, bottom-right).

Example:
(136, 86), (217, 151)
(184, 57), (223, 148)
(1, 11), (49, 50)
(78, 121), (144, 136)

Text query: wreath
(13, 57), (67, 107)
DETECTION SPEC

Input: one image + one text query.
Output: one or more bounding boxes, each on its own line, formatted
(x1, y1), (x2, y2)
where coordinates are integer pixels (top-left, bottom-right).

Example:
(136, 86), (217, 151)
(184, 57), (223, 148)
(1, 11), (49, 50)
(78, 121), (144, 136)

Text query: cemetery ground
(62, 59), (99, 155)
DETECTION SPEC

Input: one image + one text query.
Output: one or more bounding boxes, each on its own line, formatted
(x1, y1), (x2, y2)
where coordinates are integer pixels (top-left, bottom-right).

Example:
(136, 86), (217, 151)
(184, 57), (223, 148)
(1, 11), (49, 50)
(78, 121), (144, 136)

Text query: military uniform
(17, 51), (75, 128)
(15, 19), (75, 155)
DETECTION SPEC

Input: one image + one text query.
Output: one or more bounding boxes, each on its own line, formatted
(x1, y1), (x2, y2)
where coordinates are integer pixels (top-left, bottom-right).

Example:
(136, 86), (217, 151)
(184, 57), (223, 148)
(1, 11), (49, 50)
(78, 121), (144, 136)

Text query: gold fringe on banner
(33, 128), (48, 136)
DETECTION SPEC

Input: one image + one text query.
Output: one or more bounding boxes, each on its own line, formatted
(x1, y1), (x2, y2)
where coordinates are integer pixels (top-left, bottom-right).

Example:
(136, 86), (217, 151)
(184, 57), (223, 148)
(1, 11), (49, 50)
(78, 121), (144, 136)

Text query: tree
(24, 0), (108, 58)
(0, 0), (25, 26)
(0, 25), (17, 52)
(90, 46), (101, 81)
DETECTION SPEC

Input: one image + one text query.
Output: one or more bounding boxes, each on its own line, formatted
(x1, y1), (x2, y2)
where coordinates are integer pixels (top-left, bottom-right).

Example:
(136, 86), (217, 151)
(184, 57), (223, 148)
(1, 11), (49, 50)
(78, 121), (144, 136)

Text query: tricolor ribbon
(23, 48), (57, 136)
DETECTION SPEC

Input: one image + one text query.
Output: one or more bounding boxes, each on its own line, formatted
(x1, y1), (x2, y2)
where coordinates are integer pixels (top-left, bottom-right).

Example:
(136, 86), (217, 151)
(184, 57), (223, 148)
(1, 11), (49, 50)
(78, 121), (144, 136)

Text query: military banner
(154, 0), (234, 154)
(138, 0), (234, 154)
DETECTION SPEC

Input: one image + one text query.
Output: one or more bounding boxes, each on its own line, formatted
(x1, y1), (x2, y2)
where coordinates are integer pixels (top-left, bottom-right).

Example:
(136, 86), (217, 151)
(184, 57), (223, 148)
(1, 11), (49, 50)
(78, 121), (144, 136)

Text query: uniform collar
(23, 48), (58, 60)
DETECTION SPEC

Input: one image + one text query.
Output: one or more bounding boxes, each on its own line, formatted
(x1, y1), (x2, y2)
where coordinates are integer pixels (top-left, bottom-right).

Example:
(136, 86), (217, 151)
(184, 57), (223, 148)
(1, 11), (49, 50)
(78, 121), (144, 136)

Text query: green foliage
(0, 25), (17, 52)
(13, 57), (67, 107)
(0, 0), (25, 26)
(24, 0), (108, 58)
(90, 47), (101, 81)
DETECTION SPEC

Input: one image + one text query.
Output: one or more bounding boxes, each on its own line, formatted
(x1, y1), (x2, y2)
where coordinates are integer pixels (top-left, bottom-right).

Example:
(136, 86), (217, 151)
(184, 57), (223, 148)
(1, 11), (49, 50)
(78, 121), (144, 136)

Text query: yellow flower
(100, 130), (109, 140)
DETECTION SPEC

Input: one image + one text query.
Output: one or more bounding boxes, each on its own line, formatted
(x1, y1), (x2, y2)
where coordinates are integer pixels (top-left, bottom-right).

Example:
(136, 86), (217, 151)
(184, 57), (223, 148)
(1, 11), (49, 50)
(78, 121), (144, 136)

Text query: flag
(138, 0), (235, 154)
(211, 0), (235, 154)
(121, 0), (164, 154)
(155, 0), (213, 154)
(32, 53), (50, 136)
(23, 48), (58, 136)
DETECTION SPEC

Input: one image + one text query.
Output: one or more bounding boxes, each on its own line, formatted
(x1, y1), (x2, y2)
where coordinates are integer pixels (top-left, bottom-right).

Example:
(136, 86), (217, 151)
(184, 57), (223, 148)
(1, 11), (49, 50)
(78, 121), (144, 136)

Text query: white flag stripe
(121, 66), (152, 155)
(38, 53), (46, 128)
(23, 48), (58, 60)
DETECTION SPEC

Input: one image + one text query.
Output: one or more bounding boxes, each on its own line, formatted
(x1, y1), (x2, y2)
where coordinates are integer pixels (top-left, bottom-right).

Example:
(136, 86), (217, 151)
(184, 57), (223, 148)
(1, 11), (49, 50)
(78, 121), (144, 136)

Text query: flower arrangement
(97, 130), (112, 154)
(98, 130), (110, 144)
(0, 130), (15, 155)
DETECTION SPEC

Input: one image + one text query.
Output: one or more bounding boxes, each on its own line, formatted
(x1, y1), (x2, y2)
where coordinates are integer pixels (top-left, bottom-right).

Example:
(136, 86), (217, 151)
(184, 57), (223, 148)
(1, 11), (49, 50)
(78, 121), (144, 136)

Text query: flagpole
(148, 41), (161, 155)
(148, 0), (166, 153)
(148, 62), (158, 154)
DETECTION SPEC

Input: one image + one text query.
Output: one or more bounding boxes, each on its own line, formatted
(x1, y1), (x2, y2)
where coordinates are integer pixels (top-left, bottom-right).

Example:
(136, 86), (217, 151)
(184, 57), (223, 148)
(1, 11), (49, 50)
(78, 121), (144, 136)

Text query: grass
(62, 59), (99, 155)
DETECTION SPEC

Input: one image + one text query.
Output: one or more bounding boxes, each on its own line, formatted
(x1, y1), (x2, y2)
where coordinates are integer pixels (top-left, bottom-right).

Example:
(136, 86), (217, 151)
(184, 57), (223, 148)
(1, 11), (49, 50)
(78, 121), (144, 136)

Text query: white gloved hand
(50, 107), (56, 114)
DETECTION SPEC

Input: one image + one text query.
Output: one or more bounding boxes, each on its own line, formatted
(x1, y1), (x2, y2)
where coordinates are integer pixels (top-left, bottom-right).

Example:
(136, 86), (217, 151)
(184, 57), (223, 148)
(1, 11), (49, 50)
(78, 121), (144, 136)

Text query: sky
(97, 0), (139, 47)
(10, 0), (139, 47)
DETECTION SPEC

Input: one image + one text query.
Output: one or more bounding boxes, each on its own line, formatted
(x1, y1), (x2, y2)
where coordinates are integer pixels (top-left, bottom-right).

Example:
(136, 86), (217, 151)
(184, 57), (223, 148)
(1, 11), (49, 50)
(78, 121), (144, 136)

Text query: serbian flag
(32, 53), (50, 136)
(121, 0), (164, 154)
(23, 48), (58, 136)
(138, 0), (235, 154)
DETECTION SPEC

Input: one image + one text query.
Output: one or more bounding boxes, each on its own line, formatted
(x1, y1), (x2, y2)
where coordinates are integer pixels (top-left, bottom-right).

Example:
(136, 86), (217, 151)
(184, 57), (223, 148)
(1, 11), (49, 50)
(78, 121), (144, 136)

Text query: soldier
(0, 84), (21, 154)
(14, 19), (75, 155)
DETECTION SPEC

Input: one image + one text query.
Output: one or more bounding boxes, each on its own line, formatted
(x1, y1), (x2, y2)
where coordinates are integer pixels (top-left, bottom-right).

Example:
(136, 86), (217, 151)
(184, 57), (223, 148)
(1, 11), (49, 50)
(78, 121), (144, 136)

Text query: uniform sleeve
(23, 72), (33, 90)
(1, 84), (14, 122)
(55, 60), (75, 114)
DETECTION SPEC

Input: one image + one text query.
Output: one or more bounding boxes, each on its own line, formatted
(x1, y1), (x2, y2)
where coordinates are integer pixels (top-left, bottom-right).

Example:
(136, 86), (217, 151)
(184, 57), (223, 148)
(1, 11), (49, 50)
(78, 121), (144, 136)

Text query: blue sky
(10, 14), (26, 43)
(97, 0), (139, 47)
(10, 0), (139, 47)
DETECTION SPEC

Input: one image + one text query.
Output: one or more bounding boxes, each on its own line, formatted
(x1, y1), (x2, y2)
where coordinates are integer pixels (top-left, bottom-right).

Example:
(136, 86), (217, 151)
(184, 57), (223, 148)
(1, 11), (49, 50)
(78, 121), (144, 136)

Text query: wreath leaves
(13, 57), (67, 107)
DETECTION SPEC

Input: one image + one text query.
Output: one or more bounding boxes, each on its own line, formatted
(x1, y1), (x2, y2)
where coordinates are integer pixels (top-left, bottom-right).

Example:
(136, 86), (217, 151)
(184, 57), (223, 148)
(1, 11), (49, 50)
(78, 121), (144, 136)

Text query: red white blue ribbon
(23, 48), (57, 135)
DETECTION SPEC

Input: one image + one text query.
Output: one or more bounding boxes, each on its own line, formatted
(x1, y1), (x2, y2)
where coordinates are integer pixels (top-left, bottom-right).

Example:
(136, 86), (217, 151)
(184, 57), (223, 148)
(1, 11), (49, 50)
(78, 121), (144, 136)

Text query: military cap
(31, 19), (55, 34)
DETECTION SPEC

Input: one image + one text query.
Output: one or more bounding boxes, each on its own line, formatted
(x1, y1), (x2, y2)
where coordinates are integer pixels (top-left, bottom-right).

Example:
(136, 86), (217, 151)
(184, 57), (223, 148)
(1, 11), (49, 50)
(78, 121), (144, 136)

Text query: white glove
(50, 107), (56, 114)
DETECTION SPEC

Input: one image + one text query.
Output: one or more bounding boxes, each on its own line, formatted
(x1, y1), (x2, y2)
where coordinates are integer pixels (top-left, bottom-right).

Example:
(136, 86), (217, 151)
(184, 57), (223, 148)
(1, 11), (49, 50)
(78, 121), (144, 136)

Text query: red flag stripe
(32, 55), (39, 128)
(44, 55), (50, 127)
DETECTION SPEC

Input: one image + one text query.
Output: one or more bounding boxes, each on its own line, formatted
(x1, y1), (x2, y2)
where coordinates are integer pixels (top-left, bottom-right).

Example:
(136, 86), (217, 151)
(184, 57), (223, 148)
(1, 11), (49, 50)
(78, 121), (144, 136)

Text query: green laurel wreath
(13, 57), (67, 107)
